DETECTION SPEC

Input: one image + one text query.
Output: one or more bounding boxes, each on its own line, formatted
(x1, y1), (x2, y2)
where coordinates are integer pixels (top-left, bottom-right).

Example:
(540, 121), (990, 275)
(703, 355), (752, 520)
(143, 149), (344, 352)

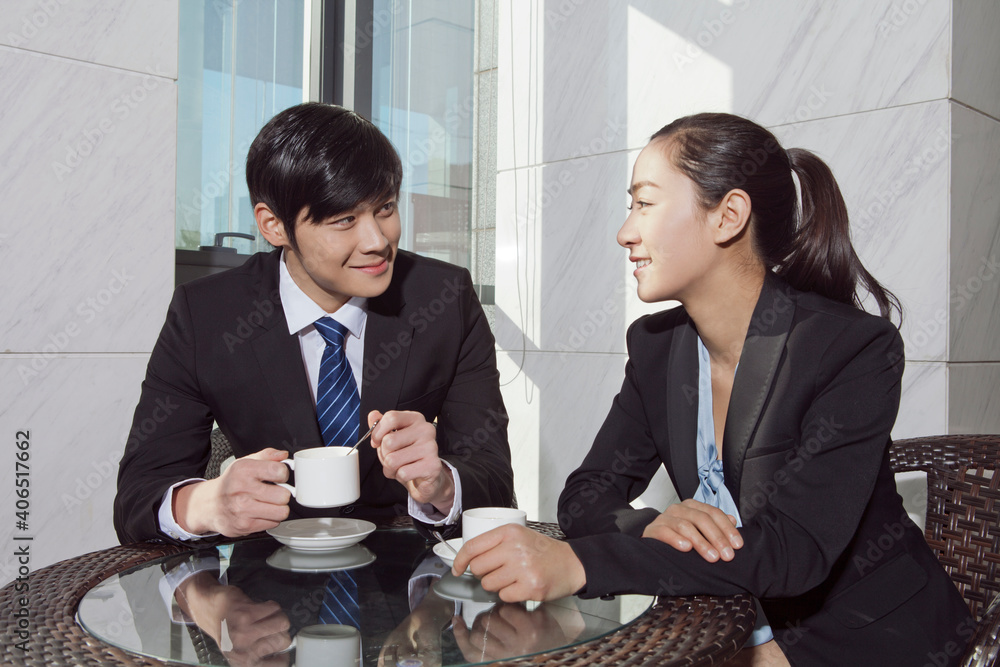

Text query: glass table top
(78, 527), (653, 666)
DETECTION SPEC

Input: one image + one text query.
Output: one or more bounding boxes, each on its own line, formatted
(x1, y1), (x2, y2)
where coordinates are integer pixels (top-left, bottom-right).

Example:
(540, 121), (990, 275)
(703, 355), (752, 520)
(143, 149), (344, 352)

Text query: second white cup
(295, 624), (360, 667)
(462, 507), (527, 542)
(277, 447), (360, 508)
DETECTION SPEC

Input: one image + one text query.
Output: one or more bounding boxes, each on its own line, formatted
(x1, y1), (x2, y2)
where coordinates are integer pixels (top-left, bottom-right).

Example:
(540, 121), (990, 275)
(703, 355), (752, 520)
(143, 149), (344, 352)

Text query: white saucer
(266, 544), (375, 572)
(432, 571), (500, 604)
(266, 517), (375, 551)
(432, 538), (470, 573)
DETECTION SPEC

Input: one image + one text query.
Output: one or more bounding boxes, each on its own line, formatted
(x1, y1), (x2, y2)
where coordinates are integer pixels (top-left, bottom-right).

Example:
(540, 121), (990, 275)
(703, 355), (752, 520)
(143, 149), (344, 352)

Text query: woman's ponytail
(781, 149), (901, 321)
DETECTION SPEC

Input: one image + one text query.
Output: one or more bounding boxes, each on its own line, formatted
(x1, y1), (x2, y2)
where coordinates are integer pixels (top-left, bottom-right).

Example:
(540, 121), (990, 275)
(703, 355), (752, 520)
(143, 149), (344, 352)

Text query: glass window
(365, 1), (476, 270)
(176, 0), (308, 255)
(174, 0), (481, 286)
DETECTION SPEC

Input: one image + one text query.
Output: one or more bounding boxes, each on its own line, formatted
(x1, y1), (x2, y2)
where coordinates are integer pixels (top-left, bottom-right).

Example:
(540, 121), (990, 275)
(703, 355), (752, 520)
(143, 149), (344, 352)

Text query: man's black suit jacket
(559, 274), (972, 665)
(115, 249), (512, 544)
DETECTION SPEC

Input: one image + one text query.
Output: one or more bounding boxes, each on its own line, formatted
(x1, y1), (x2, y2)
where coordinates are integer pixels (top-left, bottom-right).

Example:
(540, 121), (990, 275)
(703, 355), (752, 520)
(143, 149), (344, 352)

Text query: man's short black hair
(246, 103), (403, 250)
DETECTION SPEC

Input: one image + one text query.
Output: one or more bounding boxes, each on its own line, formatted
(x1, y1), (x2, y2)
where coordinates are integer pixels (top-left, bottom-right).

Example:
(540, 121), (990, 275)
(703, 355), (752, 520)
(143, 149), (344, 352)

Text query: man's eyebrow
(627, 181), (658, 196)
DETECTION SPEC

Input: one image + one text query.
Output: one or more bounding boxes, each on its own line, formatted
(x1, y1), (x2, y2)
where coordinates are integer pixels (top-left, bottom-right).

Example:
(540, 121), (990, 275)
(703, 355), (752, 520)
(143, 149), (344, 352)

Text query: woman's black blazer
(559, 274), (972, 666)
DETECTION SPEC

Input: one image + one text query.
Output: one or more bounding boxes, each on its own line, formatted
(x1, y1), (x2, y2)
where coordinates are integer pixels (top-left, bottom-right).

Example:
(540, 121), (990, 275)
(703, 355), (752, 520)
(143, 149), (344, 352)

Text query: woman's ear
(712, 189), (752, 245)
(255, 203), (288, 247)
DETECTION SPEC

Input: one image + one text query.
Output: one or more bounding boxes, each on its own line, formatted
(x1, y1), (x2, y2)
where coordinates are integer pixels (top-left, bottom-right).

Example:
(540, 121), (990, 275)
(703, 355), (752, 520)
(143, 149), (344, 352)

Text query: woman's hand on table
(378, 590), (451, 667)
(453, 601), (585, 662)
(451, 524), (586, 602)
(641, 499), (743, 562)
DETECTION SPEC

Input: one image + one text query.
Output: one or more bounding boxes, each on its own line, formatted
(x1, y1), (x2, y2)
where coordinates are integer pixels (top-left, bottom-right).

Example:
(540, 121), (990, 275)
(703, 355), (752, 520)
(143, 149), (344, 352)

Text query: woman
(452, 113), (972, 665)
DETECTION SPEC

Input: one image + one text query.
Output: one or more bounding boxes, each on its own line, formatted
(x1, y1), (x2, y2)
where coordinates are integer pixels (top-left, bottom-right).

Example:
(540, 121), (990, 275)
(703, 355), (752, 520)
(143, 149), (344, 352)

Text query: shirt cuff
(407, 460), (463, 525)
(157, 479), (221, 541)
(157, 555), (222, 624)
(408, 553), (454, 610)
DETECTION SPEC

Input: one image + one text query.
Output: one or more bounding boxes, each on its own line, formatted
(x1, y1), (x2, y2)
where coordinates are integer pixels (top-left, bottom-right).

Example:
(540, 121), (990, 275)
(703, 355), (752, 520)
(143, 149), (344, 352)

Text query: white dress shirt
(157, 251), (462, 540)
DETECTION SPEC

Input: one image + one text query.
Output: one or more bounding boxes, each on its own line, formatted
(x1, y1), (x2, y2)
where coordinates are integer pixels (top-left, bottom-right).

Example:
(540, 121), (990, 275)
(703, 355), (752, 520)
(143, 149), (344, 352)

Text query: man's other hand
(369, 410), (455, 514)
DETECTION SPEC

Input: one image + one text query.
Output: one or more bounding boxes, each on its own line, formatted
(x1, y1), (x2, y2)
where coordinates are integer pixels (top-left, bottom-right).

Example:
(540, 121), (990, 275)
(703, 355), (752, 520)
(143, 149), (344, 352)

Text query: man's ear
(255, 203), (288, 248)
(711, 189), (752, 245)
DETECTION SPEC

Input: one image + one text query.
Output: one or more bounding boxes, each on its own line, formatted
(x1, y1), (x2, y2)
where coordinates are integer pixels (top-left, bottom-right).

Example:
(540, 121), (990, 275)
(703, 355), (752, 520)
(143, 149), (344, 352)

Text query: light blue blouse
(694, 335), (773, 646)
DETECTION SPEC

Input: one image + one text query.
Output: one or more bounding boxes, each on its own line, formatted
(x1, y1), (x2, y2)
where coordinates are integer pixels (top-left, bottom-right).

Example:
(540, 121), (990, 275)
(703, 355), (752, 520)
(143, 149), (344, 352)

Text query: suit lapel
(722, 273), (795, 504)
(665, 315), (701, 499)
(249, 252), (324, 452)
(252, 326), (324, 450)
(357, 257), (413, 486)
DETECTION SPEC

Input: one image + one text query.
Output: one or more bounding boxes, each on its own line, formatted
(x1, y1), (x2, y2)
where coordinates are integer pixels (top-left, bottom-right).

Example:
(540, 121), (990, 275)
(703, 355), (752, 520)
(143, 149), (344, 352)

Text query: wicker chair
(204, 428), (234, 479)
(889, 435), (1000, 666)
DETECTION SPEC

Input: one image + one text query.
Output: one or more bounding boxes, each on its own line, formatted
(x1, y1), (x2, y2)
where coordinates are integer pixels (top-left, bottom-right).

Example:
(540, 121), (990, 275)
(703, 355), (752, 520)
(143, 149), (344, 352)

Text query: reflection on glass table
(77, 528), (653, 667)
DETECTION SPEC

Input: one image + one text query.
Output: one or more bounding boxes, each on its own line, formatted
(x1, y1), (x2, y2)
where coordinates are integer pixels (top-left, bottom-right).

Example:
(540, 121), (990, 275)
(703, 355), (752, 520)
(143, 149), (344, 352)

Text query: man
(114, 103), (512, 544)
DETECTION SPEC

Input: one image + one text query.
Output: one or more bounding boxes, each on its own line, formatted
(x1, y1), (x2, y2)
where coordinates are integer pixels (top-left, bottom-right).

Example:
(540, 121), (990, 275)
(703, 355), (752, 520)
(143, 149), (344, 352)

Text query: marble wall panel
(499, 349), (629, 522)
(495, 150), (670, 357)
(520, 151), (631, 354)
(497, 350), (542, 518)
(0, 0), (178, 78)
(498, 1), (950, 166)
(771, 101), (951, 363)
(497, 0), (543, 171)
(894, 361), (948, 439)
(497, 0), (630, 171)
(495, 166), (544, 351)
(0, 47), (176, 355)
(894, 470), (928, 531)
(953, 0), (1000, 121)
(626, 0), (949, 142)
(535, 350), (626, 522)
(0, 356), (148, 581)
(950, 106), (1000, 362)
(949, 364), (1000, 434)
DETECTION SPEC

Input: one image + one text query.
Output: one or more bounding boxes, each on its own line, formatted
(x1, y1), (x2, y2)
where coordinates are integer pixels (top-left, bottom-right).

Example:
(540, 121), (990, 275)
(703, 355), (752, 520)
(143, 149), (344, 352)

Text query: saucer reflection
(266, 544), (376, 573)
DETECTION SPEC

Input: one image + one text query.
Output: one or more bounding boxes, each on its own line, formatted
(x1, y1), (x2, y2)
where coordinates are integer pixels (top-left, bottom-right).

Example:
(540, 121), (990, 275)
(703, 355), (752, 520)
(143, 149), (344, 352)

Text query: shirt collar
(278, 249), (367, 339)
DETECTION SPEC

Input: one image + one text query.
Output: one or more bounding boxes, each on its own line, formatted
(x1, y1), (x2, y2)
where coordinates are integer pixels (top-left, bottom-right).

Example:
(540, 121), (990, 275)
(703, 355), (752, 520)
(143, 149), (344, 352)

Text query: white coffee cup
(294, 624), (360, 667)
(277, 447), (360, 508)
(462, 507), (528, 542)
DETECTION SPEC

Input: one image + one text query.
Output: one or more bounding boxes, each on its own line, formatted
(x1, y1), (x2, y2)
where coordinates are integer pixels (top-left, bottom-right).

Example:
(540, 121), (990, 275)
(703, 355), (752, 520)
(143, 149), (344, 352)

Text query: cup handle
(277, 459), (295, 497)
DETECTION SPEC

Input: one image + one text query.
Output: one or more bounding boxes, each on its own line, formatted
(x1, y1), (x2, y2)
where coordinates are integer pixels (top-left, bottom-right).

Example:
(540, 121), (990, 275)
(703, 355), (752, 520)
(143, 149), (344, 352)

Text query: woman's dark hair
(246, 103), (403, 250)
(651, 113), (901, 321)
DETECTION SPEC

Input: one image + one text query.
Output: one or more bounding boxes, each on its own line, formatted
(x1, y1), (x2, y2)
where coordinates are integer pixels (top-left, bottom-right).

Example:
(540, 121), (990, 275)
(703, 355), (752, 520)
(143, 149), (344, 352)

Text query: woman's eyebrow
(627, 181), (659, 196)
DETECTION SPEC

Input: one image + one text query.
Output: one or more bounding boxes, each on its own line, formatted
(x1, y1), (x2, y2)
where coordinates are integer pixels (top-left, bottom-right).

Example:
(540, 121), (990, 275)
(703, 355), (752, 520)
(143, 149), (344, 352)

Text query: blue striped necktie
(319, 570), (360, 628)
(313, 317), (360, 448)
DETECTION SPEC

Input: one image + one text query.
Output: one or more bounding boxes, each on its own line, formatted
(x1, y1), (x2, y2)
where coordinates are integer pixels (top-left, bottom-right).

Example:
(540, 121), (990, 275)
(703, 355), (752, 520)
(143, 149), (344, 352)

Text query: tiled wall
(0, 1), (178, 578)
(496, 0), (1000, 521)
